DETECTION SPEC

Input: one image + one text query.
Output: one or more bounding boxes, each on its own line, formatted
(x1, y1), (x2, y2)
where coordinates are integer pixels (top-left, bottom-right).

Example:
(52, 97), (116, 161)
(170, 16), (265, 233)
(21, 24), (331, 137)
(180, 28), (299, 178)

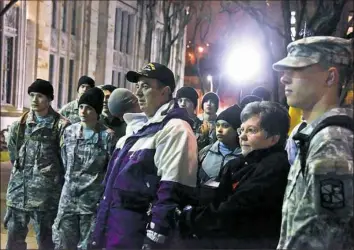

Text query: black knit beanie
(77, 76), (95, 91)
(202, 92), (219, 111)
(176, 87), (199, 109)
(216, 104), (242, 131)
(78, 87), (104, 115)
(27, 79), (54, 101)
(240, 95), (262, 109)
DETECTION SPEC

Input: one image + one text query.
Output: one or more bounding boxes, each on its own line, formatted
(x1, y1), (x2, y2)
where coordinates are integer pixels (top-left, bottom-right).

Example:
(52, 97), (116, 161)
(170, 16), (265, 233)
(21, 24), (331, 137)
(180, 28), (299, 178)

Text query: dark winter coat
(179, 145), (290, 249)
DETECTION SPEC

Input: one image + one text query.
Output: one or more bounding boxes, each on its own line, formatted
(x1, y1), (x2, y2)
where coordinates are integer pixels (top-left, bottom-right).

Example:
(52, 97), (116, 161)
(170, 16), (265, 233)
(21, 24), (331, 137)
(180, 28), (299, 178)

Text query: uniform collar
(298, 107), (353, 136)
(209, 141), (241, 156)
(27, 106), (57, 125)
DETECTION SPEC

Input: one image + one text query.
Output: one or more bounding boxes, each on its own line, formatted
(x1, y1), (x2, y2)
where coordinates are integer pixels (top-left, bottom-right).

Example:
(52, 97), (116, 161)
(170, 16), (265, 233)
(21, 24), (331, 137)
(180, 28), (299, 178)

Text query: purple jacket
(91, 101), (198, 249)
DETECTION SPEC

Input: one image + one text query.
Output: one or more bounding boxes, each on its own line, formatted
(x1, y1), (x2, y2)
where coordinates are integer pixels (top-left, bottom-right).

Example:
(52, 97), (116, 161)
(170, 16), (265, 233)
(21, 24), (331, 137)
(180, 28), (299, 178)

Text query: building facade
(0, 0), (187, 130)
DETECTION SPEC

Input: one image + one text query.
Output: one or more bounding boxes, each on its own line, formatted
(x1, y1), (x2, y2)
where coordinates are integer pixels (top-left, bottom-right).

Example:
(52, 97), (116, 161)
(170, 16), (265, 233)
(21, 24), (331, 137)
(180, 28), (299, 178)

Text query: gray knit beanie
(108, 88), (138, 117)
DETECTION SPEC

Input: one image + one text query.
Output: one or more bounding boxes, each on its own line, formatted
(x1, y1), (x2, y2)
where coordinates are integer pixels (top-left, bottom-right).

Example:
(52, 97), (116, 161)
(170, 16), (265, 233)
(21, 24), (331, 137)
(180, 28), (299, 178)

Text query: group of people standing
(3, 36), (353, 250)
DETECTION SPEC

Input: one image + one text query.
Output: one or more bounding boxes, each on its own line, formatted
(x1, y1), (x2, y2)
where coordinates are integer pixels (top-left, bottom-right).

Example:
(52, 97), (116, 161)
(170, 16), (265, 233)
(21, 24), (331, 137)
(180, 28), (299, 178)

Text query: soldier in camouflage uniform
(5, 79), (70, 250)
(273, 36), (353, 250)
(176, 86), (202, 135)
(52, 87), (117, 250)
(98, 84), (127, 140)
(59, 76), (95, 123)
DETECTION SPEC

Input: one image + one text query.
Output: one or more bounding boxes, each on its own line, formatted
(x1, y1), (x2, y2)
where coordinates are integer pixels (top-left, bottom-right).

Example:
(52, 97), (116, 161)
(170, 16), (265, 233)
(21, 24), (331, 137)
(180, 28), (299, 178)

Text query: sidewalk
(0, 161), (38, 249)
(0, 207), (38, 249)
(0, 200), (38, 249)
(1, 231), (38, 249)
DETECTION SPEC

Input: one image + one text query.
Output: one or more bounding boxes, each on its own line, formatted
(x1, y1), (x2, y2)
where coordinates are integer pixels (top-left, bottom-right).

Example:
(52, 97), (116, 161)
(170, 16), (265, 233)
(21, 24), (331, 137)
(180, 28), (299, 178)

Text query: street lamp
(225, 43), (262, 82)
(197, 46), (204, 53)
(224, 42), (263, 103)
(207, 75), (213, 92)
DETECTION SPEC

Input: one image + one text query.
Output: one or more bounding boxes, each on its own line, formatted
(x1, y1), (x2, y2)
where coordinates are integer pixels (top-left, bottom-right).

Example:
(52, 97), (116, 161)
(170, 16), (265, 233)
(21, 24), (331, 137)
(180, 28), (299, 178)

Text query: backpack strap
(293, 115), (353, 176)
(16, 111), (30, 153)
(15, 111), (62, 154)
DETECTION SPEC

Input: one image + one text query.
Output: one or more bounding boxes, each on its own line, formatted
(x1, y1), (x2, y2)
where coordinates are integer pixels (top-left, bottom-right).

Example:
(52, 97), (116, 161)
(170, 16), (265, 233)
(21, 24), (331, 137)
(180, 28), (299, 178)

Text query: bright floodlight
(225, 44), (262, 82)
(207, 75), (212, 82)
(197, 46), (204, 53)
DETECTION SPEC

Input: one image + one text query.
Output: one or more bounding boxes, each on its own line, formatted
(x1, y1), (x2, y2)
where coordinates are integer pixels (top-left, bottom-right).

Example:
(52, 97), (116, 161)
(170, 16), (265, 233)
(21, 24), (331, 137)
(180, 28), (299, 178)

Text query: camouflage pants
(5, 207), (56, 250)
(52, 213), (95, 250)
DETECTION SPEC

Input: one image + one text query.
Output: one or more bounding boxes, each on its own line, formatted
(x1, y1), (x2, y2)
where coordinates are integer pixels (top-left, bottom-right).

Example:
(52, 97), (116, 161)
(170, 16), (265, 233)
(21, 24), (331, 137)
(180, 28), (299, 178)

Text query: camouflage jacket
(100, 115), (127, 141)
(6, 107), (70, 211)
(59, 99), (80, 124)
(278, 107), (354, 250)
(57, 122), (116, 215)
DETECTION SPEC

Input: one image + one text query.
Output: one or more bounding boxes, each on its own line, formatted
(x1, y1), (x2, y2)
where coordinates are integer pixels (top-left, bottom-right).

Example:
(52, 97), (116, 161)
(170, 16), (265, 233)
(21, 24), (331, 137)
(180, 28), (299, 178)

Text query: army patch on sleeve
(320, 179), (345, 209)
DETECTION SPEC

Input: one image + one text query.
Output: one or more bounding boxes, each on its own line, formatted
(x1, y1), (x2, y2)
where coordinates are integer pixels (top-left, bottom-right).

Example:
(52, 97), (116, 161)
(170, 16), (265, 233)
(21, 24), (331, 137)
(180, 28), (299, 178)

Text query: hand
(177, 206), (196, 238)
(142, 237), (163, 249)
(200, 121), (211, 137)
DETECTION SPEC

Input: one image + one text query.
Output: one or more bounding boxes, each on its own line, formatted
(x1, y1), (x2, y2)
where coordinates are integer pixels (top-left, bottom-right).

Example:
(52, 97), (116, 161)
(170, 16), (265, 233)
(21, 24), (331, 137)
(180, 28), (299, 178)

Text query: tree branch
(295, 0), (307, 40)
(232, 0), (286, 38)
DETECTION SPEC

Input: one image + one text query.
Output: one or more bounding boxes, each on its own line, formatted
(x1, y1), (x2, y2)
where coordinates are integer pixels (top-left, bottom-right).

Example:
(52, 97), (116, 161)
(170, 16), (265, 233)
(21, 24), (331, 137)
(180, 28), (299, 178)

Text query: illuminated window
(291, 11), (296, 25)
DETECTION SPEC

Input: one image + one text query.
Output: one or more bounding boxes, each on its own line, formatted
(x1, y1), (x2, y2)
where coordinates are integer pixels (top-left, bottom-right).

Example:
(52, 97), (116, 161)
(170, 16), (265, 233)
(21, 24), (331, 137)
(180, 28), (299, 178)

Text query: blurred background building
(0, 0), (187, 130)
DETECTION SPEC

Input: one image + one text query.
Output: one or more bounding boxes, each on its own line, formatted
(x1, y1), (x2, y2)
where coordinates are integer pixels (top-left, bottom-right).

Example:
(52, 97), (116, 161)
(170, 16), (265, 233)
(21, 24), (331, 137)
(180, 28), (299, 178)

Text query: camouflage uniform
(59, 100), (80, 124)
(273, 37), (354, 250)
(5, 107), (70, 250)
(52, 122), (116, 250)
(100, 115), (127, 140)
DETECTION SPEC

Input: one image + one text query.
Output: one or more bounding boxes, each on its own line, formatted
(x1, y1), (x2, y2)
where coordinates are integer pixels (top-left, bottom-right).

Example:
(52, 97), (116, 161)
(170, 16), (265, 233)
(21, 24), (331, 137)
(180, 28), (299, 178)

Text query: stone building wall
(0, 0), (186, 130)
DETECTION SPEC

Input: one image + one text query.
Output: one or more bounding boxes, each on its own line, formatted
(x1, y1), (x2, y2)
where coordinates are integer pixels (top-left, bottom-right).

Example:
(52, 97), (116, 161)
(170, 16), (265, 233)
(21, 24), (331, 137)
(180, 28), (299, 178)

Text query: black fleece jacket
(189, 145), (290, 239)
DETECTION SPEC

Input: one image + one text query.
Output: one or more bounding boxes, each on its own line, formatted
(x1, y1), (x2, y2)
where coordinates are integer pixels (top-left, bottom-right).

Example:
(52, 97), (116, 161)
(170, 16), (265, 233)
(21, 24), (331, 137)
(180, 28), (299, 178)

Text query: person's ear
(326, 67), (339, 87)
(162, 86), (171, 96)
(268, 134), (280, 147)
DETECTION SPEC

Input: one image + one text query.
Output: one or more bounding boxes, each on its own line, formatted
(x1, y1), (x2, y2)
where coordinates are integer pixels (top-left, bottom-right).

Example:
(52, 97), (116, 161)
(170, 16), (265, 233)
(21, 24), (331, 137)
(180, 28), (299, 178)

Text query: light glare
(225, 45), (262, 82)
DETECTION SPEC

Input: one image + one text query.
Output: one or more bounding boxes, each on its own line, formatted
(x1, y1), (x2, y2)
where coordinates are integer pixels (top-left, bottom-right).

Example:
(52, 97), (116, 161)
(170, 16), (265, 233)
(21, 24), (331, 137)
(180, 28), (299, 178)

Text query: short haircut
(156, 79), (173, 100)
(241, 101), (290, 148)
(318, 62), (352, 98)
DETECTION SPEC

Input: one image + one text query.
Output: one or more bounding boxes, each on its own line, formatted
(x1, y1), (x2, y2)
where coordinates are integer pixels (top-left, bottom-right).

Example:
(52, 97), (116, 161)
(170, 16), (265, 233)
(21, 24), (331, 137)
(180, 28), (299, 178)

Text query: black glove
(177, 206), (196, 238)
(142, 236), (163, 249)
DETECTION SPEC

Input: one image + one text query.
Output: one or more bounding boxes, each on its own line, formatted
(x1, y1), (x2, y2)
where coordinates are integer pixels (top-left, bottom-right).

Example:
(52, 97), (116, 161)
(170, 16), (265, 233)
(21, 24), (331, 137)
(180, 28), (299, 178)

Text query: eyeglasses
(237, 127), (261, 136)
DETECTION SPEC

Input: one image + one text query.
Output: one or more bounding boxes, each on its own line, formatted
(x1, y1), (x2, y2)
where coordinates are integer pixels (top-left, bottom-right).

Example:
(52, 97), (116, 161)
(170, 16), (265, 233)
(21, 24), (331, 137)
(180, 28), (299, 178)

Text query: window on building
(155, 28), (163, 63)
(290, 11), (296, 25)
(52, 0), (57, 28)
(71, 1), (76, 35)
(126, 14), (134, 54)
(112, 71), (117, 86)
(58, 57), (65, 108)
(111, 71), (124, 87)
(49, 54), (55, 84)
(123, 73), (127, 88)
(120, 11), (129, 53)
(1, 37), (15, 104)
(111, 71), (115, 85)
(68, 59), (74, 101)
(114, 8), (122, 50)
(62, 1), (67, 32)
(145, 29), (152, 60)
(290, 11), (296, 41)
(347, 12), (353, 35)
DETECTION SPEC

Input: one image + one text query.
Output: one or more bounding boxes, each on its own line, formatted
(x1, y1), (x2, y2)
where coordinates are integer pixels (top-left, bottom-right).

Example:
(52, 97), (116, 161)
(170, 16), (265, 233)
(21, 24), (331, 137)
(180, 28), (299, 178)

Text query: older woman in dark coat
(177, 101), (291, 249)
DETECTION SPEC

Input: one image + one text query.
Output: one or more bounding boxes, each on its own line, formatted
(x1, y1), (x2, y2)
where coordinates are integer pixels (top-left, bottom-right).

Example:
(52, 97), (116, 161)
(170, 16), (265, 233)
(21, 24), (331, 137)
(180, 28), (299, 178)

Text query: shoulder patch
(320, 178), (345, 210)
